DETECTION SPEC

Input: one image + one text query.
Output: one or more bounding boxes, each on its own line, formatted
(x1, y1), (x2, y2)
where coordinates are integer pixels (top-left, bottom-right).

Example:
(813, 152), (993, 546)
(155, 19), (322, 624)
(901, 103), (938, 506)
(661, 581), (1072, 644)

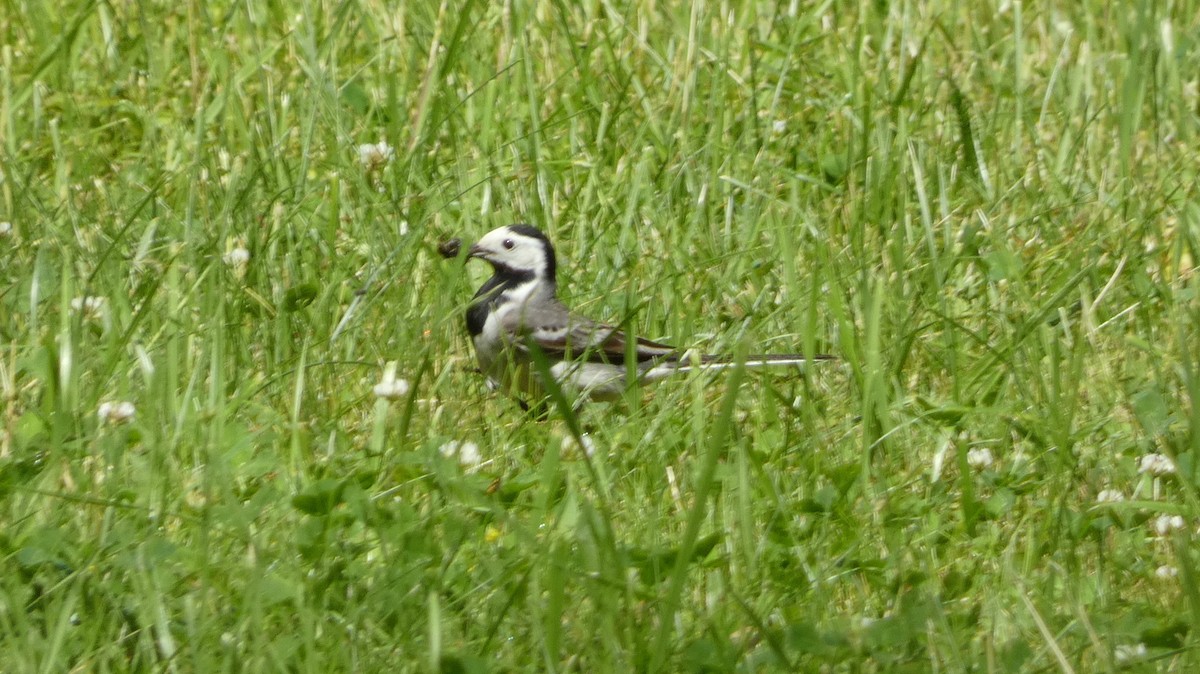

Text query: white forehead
(478, 225), (542, 247)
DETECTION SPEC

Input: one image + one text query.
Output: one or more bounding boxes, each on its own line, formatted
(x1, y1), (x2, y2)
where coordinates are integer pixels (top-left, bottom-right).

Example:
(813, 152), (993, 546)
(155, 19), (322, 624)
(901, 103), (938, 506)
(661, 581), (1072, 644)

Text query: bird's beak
(466, 243), (487, 260)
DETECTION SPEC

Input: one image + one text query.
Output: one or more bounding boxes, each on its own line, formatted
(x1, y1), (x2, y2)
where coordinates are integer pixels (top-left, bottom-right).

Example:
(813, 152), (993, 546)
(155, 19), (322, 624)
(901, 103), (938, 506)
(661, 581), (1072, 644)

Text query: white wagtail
(459, 224), (833, 408)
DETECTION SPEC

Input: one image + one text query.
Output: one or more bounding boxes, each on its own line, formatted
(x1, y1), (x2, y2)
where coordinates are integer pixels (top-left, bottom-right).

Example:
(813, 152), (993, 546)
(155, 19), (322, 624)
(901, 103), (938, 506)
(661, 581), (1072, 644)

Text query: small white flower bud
(966, 447), (994, 470)
(97, 401), (136, 424)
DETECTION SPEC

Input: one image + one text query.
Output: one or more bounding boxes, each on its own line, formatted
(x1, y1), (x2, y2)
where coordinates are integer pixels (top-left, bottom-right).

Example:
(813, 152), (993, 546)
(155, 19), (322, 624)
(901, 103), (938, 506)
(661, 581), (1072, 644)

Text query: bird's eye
(502, 238), (515, 250)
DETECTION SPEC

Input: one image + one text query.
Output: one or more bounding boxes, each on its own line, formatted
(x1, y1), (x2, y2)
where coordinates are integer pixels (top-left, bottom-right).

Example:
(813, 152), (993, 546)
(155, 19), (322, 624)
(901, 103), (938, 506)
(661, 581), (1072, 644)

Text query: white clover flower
(1152, 514), (1186, 536)
(771, 120), (787, 135)
(1114, 643), (1147, 662)
(372, 362), (410, 400)
(439, 440), (483, 468)
(1095, 489), (1125, 503)
(1155, 565), (1178, 579)
(457, 442), (482, 466)
(71, 296), (106, 319)
(1051, 14), (1074, 38)
(357, 141), (395, 170)
(97, 401), (136, 424)
(561, 433), (597, 458)
(0, 221), (12, 236)
(373, 378), (410, 400)
(1138, 453), (1176, 476)
(223, 247), (250, 268)
(966, 447), (994, 470)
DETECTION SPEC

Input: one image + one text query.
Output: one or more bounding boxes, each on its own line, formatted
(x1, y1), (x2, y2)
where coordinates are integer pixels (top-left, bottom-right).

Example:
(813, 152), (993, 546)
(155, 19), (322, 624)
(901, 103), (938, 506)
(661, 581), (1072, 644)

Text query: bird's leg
(518, 397), (552, 422)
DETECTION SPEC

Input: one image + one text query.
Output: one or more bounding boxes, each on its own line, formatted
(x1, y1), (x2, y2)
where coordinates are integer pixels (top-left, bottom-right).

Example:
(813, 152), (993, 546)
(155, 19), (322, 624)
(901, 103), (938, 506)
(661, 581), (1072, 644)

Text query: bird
(461, 224), (833, 409)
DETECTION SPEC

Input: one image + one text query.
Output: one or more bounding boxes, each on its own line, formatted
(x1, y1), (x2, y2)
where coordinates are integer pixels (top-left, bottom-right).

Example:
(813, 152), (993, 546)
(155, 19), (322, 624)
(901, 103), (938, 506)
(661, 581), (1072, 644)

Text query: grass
(1, 0), (1199, 671)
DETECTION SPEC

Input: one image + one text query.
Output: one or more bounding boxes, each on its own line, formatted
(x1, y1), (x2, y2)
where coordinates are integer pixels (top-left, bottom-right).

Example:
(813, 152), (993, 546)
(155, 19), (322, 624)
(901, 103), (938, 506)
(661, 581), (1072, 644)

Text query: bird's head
(468, 224), (557, 282)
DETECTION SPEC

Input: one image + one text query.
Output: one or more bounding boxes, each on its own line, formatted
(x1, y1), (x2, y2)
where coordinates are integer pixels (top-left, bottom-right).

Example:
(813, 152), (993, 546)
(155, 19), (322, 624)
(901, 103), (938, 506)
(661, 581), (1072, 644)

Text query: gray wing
(504, 300), (678, 366)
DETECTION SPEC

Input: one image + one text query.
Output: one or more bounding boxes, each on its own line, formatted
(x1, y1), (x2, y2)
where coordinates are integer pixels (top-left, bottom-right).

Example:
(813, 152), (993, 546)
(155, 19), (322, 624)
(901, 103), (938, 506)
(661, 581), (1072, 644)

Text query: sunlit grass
(2, 0), (1199, 671)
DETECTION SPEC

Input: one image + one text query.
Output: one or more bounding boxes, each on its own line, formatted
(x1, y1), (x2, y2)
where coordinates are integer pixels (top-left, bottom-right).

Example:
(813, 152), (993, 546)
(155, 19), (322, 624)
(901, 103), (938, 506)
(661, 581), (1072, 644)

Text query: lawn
(1, 0), (1198, 671)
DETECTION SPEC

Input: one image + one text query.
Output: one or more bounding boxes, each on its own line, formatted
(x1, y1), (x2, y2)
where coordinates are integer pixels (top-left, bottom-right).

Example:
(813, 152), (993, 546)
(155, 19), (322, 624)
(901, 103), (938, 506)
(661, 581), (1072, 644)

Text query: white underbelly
(473, 336), (627, 402)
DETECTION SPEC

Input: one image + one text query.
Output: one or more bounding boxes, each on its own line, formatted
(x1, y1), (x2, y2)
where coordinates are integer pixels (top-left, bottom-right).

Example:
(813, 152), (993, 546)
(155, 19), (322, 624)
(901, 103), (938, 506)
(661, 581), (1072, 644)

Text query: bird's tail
(640, 352), (836, 382)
